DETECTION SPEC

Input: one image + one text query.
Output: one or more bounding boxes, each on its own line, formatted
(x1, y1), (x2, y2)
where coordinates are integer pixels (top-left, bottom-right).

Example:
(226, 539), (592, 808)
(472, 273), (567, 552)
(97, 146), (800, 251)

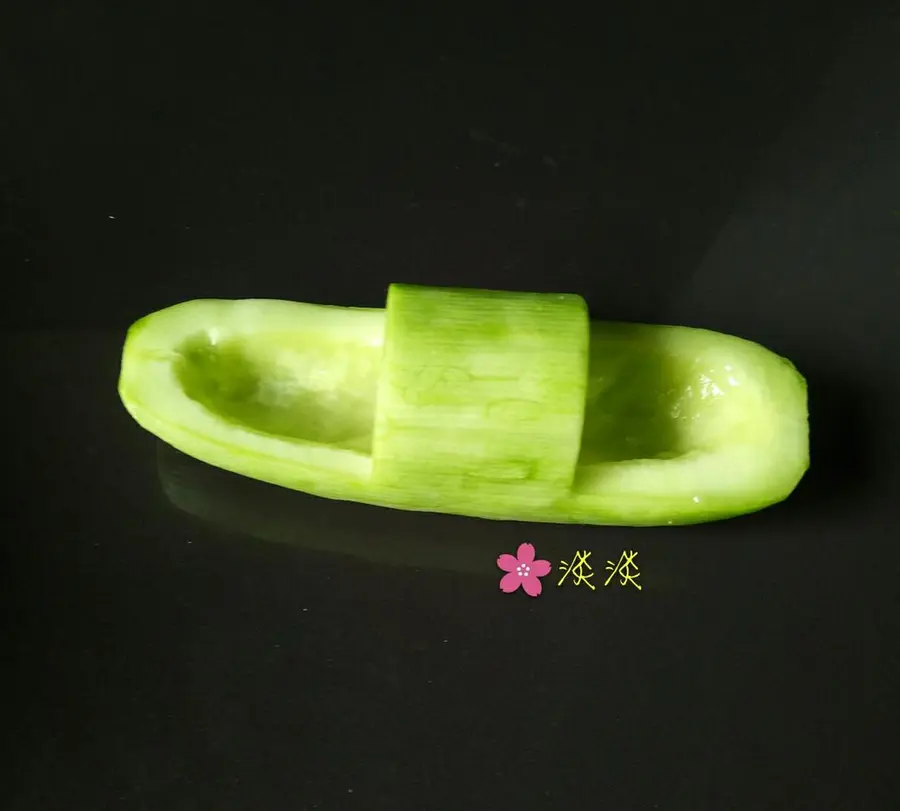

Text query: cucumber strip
(118, 286), (809, 526)
(372, 284), (589, 510)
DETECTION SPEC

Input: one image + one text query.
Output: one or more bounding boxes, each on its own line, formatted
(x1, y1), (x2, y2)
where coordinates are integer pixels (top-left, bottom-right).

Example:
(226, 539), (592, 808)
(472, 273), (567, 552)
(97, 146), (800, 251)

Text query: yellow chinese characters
(557, 549), (642, 591)
(557, 550), (596, 590)
(604, 550), (642, 590)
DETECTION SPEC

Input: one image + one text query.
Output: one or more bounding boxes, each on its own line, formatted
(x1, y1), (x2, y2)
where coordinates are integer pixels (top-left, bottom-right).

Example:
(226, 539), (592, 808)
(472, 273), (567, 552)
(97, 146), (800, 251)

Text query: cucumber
(118, 284), (809, 526)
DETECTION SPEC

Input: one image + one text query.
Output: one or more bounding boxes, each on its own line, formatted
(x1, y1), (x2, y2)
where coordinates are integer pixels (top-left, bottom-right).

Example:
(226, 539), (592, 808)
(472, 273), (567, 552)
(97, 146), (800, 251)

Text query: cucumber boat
(118, 283), (809, 526)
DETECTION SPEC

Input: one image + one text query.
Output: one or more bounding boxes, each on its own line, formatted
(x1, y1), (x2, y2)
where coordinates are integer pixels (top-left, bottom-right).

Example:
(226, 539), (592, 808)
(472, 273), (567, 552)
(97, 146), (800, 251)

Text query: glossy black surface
(5, 3), (900, 809)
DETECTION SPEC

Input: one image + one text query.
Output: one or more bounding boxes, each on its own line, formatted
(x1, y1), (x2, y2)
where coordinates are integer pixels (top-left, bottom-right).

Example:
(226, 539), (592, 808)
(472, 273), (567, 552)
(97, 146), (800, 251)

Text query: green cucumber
(118, 283), (809, 526)
(372, 284), (590, 509)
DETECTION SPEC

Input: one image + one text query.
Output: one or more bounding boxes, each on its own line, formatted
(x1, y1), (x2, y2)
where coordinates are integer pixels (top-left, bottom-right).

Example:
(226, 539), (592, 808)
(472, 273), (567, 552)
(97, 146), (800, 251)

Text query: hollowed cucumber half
(118, 284), (809, 526)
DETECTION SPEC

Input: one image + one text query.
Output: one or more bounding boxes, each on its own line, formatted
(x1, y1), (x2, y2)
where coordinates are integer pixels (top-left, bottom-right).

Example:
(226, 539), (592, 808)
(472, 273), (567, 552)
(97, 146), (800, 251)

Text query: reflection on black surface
(156, 441), (755, 595)
(157, 441), (508, 576)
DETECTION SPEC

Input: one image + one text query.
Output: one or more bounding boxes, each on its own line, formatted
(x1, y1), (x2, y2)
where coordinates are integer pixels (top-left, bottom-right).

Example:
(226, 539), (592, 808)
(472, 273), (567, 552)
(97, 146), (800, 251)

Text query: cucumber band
(371, 284), (590, 509)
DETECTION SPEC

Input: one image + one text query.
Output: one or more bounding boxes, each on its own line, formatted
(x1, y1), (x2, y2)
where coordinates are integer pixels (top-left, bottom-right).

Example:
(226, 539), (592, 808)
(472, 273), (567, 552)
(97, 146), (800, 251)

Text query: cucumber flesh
(118, 296), (808, 526)
(372, 284), (590, 510)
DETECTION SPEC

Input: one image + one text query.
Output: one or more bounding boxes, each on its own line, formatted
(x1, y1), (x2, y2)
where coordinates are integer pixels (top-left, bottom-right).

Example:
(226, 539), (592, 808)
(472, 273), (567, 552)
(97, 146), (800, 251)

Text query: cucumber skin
(118, 298), (809, 527)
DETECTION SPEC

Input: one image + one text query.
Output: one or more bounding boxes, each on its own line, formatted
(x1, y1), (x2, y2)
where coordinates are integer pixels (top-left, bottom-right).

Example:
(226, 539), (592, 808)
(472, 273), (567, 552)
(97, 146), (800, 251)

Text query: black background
(4, 2), (900, 809)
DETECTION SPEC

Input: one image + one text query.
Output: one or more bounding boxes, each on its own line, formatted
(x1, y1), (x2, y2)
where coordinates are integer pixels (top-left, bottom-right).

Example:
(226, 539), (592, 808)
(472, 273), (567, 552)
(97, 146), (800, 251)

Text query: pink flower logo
(497, 543), (552, 597)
